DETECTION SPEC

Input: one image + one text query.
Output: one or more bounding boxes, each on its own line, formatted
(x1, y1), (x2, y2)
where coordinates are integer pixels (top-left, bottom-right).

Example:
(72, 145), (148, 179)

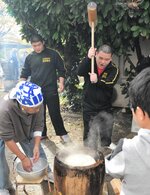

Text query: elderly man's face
(95, 51), (112, 69)
(21, 105), (41, 114)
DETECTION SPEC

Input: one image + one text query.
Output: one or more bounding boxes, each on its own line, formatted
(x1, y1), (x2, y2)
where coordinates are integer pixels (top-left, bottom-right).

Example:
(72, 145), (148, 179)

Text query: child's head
(129, 68), (150, 125)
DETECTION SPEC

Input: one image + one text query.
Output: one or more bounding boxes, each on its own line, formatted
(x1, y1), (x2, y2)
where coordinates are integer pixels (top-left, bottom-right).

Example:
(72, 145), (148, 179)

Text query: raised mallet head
(87, 2), (97, 28)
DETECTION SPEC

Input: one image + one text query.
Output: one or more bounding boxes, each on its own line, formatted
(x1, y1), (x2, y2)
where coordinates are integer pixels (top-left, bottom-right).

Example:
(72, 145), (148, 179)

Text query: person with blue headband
(0, 81), (53, 195)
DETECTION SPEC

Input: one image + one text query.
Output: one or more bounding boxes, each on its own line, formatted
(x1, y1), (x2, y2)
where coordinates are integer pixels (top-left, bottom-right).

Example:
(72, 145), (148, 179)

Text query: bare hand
(89, 73), (98, 83)
(33, 146), (40, 163)
(58, 82), (64, 93)
(22, 157), (33, 172)
(88, 47), (97, 59)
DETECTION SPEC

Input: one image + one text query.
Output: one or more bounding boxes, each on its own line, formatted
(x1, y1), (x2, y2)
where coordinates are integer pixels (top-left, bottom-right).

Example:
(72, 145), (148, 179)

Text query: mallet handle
(87, 2), (97, 74)
(91, 22), (95, 74)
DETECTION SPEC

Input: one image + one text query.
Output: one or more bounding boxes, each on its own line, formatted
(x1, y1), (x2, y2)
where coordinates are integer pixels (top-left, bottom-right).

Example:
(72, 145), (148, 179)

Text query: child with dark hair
(105, 67), (150, 195)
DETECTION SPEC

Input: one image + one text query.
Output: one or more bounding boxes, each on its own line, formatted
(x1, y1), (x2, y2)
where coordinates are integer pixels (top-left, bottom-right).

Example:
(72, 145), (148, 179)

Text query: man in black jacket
(20, 34), (71, 143)
(78, 45), (119, 146)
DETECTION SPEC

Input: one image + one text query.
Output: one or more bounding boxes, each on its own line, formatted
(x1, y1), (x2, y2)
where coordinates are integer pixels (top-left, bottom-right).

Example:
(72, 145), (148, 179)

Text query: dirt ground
(4, 106), (137, 195)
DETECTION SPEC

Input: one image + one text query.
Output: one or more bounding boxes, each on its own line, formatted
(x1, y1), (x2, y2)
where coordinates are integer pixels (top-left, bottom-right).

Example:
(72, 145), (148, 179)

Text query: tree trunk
(134, 38), (143, 62)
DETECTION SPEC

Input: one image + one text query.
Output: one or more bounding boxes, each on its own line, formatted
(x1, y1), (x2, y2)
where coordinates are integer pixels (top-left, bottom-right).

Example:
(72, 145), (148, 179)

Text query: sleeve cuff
(33, 131), (42, 137)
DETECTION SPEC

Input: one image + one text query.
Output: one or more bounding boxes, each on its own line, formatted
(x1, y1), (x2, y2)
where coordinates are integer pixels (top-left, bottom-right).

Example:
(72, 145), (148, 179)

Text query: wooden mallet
(87, 2), (97, 74)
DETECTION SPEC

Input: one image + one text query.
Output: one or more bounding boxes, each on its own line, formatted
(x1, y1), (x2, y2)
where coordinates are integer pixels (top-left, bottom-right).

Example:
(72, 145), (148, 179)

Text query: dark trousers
(83, 109), (113, 147)
(42, 93), (67, 136)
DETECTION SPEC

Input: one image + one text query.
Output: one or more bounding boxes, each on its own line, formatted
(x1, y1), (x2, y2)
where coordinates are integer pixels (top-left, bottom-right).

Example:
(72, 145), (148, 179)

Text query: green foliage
(3, 0), (150, 110)
(4, 0), (150, 55)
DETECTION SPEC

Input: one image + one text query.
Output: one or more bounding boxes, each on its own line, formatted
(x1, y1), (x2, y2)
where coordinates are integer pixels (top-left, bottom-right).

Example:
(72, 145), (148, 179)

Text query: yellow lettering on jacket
(102, 72), (107, 79)
(42, 57), (51, 63)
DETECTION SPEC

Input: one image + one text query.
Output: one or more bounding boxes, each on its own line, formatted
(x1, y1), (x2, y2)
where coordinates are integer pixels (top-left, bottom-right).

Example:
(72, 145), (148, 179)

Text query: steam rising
(86, 111), (113, 150)
(56, 111), (113, 167)
(57, 143), (98, 165)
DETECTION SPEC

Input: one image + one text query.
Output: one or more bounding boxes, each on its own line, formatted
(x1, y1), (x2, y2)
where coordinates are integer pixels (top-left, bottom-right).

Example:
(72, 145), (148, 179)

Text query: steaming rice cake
(64, 154), (96, 166)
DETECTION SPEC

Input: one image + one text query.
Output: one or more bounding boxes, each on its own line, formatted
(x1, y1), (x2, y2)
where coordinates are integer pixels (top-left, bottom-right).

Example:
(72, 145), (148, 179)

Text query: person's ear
(136, 106), (145, 121)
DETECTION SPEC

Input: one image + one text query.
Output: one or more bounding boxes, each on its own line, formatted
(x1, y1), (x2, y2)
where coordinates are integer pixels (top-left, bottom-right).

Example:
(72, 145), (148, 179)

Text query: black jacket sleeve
(77, 57), (91, 76)
(55, 51), (66, 78)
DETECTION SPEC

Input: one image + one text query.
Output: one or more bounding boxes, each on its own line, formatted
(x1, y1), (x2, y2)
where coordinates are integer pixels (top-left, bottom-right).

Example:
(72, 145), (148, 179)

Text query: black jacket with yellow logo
(78, 57), (119, 112)
(20, 48), (65, 95)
